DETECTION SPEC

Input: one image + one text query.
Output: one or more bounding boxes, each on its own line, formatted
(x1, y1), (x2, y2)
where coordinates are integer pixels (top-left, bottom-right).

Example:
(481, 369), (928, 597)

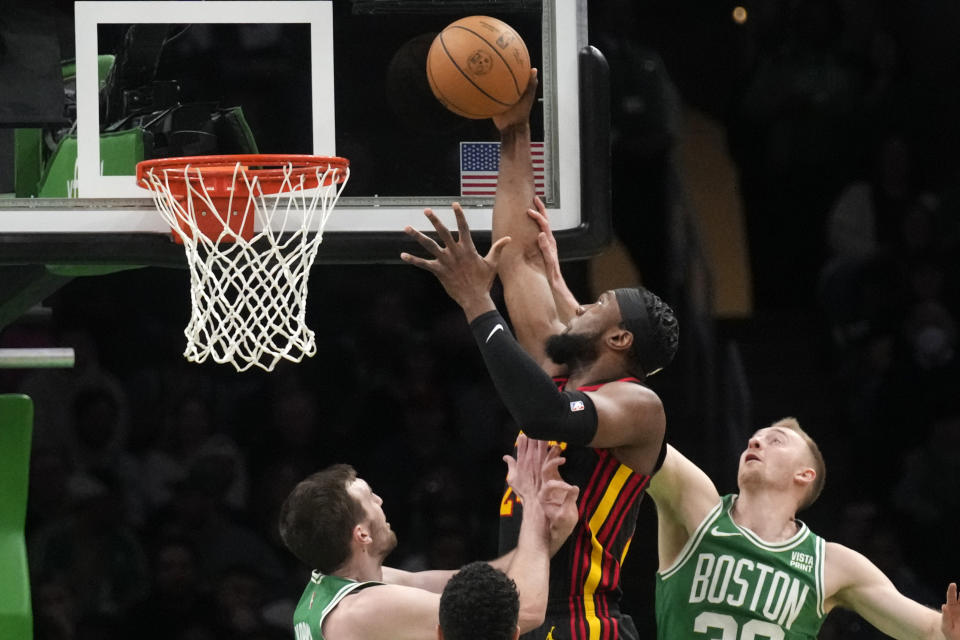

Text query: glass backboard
(0, 0), (610, 266)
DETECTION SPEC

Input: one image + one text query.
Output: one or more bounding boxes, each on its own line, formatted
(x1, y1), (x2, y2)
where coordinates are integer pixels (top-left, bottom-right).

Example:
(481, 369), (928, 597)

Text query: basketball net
(139, 158), (349, 372)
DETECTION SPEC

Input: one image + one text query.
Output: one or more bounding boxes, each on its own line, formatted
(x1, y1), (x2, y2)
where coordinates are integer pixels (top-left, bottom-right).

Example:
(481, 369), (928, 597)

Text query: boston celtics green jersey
(292, 571), (381, 640)
(655, 494), (825, 640)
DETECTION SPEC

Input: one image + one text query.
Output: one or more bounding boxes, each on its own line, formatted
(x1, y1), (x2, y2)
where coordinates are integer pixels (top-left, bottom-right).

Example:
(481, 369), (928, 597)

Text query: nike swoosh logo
(486, 324), (504, 343)
(711, 527), (741, 538)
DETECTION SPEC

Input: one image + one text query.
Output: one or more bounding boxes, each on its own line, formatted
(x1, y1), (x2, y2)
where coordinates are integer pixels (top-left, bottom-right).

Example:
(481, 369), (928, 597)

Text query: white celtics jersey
(655, 494), (826, 639)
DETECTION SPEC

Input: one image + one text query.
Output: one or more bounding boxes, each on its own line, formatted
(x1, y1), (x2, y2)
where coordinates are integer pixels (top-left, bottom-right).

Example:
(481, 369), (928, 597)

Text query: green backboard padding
(13, 129), (43, 198)
(46, 264), (146, 278)
(15, 56), (118, 198)
(37, 129), (145, 197)
(60, 54), (115, 86)
(0, 394), (33, 640)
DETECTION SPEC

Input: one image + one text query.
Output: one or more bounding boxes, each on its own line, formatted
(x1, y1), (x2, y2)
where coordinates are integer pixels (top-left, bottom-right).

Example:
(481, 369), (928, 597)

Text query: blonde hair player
(526, 205), (960, 639)
(649, 418), (959, 639)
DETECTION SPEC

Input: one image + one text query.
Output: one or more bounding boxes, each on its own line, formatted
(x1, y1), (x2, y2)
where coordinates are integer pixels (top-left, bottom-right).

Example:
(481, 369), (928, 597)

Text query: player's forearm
(507, 498), (550, 633)
(381, 566), (457, 594)
(547, 267), (579, 324)
(469, 310), (599, 445)
(501, 267), (565, 360)
(492, 123), (538, 253)
(841, 576), (948, 639)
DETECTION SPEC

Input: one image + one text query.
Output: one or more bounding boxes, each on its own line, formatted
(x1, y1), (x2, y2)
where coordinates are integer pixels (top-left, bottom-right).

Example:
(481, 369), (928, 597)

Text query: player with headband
(524, 192), (960, 640)
(401, 68), (679, 640)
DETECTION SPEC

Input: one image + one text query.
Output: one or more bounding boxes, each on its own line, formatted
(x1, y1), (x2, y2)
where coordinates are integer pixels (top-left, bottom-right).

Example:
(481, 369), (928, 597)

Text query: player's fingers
(537, 232), (548, 250)
(404, 224), (444, 257)
(542, 446), (562, 465)
(533, 195), (547, 216)
(515, 432), (530, 465)
(424, 209), (456, 248)
(539, 479), (578, 502)
(539, 478), (567, 492)
(399, 251), (437, 272)
(544, 444), (564, 464)
(451, 203), (476, 250)
(542, 450), (564, 467)
(538, 479), (564, 501)
(532, 438), (550, 472)
(534, 440), (550, 460)
(486, 236), (512, 266)
(527, 207), (549, 232)
(524, 68), (539, 98)
(551, 482), (579, 502)
(541, 456), (565, 478)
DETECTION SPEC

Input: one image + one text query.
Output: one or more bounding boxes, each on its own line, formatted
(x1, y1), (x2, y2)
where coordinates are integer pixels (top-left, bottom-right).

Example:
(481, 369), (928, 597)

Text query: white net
(140, 160), (349, 372)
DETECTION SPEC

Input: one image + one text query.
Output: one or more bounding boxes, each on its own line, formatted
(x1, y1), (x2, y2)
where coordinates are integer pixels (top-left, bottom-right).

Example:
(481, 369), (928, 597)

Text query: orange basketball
(426, 16), (530, 119)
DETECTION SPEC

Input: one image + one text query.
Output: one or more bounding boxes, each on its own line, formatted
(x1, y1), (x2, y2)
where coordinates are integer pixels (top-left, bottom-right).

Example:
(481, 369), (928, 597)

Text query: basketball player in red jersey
(401, 68), (678, 637)
(495, 68), (677, 640)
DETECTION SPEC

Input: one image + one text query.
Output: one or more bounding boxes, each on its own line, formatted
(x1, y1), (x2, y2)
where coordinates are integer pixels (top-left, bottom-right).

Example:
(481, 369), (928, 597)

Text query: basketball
(426, 16), (531, 119)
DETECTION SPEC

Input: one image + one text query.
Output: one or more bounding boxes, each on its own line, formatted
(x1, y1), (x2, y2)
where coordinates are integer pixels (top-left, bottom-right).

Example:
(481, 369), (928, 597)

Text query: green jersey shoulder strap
(293, 571), (382, 640)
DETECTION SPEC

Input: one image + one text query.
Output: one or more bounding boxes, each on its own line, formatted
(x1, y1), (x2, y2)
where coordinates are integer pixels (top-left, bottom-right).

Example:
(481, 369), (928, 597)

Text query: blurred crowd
(4, 266), (518, 640)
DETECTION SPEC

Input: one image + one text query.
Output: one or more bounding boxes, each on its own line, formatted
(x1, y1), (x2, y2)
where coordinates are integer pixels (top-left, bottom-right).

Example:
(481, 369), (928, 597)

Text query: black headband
(614, 287), (663, 378)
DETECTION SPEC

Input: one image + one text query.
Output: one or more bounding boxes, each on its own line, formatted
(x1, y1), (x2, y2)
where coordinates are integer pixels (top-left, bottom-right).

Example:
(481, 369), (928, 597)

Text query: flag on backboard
(460, 141), (545, 197)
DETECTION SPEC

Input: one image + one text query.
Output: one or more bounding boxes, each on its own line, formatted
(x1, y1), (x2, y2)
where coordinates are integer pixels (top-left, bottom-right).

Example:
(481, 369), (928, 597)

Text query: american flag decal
(460, 141), (546, 197)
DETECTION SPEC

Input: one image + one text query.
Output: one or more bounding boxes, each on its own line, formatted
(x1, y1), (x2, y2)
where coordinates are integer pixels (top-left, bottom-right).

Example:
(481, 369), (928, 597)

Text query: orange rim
(136, 154), (350, 194)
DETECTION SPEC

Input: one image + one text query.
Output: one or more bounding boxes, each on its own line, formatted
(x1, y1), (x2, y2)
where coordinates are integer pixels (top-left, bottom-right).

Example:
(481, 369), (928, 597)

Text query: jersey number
(500, 486), (517, 516)
(694, 612), (784, 640)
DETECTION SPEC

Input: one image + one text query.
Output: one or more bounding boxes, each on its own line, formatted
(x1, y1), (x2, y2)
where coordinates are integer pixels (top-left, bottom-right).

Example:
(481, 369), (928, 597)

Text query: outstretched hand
(526, 197), (581, 320)
(503, 434), (579, 553)
(400, 203), (510, 320)
(944, 583), (960, 639)
(527, 196), (562, 281)
(538, 474), (579, 551)
(504, 434), (548, 501)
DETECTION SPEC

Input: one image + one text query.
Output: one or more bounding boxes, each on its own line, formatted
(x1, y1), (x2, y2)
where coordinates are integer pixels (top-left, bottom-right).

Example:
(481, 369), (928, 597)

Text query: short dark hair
(439, 562), (519, 640)
(616, 287), (678, 378)
(278, 464), (365, 574)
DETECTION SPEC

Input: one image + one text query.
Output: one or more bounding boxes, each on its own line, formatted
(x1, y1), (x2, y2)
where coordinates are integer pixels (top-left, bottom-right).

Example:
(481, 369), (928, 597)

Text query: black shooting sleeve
(469, 310), (598, 445)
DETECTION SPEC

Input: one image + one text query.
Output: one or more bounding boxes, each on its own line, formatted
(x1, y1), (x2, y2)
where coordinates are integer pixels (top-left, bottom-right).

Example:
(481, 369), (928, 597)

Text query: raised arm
(490, 69), (566, 370)
(376, 434), (577, 636)
(526, 196), (581, 324)
(647, 445), (722, 570)
(500, 434), (577, 630)
(825, 543), (958, 639)
(402, 208), (664, 461)
(944, 583), (960, 639)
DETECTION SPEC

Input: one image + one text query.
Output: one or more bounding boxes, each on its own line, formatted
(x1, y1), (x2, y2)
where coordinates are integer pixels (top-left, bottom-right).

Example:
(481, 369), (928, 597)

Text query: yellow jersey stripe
(582, 464), (633, 640)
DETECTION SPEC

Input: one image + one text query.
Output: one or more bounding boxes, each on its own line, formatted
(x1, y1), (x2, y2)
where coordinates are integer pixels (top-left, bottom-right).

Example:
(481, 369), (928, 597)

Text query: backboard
(0, 0), (610, 267)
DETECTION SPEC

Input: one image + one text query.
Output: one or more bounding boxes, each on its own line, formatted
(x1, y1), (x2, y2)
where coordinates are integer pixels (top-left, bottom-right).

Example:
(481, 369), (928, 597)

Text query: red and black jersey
(498, 377), (659, 640)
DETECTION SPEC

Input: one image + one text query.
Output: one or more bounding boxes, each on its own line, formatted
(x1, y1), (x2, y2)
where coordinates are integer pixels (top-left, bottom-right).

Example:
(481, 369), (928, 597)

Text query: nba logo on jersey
(569, 400), (585, 412)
